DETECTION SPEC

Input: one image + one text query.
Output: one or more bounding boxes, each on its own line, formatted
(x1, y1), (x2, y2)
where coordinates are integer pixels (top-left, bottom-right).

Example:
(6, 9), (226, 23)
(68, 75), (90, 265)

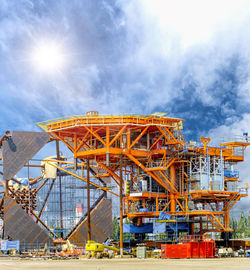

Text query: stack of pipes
(8, 185), (37, 210)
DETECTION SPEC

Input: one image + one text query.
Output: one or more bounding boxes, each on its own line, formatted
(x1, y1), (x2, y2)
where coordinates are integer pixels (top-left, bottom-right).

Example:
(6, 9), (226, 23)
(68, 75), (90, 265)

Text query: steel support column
(56, 140), (63, 238)
(119, 154), (123, 257)
(87, 158), (91, 241)
(170, 164), (176, 213)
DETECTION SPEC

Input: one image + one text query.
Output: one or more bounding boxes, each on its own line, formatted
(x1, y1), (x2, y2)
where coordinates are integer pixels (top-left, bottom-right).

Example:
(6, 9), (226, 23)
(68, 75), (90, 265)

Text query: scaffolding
(34, 169), (103, 237)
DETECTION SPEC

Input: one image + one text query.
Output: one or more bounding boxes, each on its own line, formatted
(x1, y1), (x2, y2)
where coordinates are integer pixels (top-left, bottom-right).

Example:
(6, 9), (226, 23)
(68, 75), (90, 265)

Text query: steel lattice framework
(0, 111), (249, 249)
(35, 112), (249, 234)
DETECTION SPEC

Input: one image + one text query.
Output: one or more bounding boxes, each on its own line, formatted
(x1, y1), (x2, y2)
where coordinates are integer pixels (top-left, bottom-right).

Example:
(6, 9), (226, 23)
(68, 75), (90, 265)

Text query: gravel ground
(0, 257), (250, 270)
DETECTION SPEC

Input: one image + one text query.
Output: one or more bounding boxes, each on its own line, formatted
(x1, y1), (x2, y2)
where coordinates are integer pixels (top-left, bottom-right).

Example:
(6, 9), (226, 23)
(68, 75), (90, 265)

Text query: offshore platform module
(35, 112), (249, 237)
(0, 111), (249, 246)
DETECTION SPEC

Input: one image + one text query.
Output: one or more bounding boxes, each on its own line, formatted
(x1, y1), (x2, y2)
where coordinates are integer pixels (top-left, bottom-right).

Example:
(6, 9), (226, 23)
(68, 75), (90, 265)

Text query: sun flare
(30, 40), (66, 73)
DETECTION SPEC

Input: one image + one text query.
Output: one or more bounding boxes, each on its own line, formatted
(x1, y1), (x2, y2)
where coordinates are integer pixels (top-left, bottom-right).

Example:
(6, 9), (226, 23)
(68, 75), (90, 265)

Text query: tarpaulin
(123, 223), (153, 233)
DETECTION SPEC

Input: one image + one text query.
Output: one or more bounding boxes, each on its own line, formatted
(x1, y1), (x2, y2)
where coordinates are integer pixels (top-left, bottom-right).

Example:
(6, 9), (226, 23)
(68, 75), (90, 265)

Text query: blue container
(1, 240), (20, 251)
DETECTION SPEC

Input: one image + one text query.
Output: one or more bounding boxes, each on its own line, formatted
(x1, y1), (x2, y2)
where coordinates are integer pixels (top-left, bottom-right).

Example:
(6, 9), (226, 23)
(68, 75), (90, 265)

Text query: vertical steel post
(207, 149), (210, 190)
(87, 158), (91, 241)
(1, 217), (5, 240)
(200, 216), (203, 235)
(170, 164), (176, 213)
(1, 195), (5, 240)
(221, 147), (224, 191)
(120, 154), (123, 256)
(56, 140), (63, 238)
(28, 161), (31, 215)
(2, 179), (9, 239)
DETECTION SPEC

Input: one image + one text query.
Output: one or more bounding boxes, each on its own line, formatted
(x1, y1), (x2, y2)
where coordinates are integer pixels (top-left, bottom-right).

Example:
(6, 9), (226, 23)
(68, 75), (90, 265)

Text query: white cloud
(1, 0), (250, 119)
(117, 0), (250, 109)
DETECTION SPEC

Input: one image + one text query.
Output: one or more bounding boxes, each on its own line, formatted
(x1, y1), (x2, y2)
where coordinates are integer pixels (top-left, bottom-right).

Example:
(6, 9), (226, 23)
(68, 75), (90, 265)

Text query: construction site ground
(0, 257), (250, 270)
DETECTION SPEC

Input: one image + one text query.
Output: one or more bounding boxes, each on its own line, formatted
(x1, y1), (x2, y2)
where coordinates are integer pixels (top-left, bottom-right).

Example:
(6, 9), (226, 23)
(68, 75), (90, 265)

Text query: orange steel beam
(157, 126), (172, 143)
(46, 161), (119, 197)
(207, 215), (223, 231)
(127, 192), (169, 199)
(74, 133), (77, 151)
(151, 148), (173, 156)
(75, 131), (90, 152)
(190, 182), (199, 191)
(190, 190), (239, 195)
(149, 134), (164, 150)
(127, 128), (131, 148)
(161, 200), (171, 212)
(163, 126), (180, 144)
(227, 195), (241, 211)
(57, 166), (110, 179)
(125, 152), (172, 192)
(129, 126), (149, 149)
(108, 125), (127, 147)
(159, 151), (166, 167)
(126, 210), (226, 219)
(50, 132), (74, 152)
(222, 194), (238, 211)
(96, 161), (121, 185)
(157, 170), (178, 193)
(157, 126), (179, 145)
(76, 147), (149, 158)
(177, 126), (184, 141)
(176, 199), (185, 213)
(210, 213), (226, 231)
(84, 126), (106, 146)
(106, 126), (110, 146)
(224, 211), (230, 229)
(44, 159), (99, 171)
(146, 156), (177, 171)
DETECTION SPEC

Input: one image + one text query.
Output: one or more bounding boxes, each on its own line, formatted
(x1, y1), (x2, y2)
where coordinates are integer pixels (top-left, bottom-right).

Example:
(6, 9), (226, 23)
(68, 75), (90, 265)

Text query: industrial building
(0, 112), (249, 253)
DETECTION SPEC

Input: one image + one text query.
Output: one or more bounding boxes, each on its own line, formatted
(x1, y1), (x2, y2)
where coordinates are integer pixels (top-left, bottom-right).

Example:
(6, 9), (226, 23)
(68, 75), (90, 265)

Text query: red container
(161, 243), (191, 259)
(199, 241), (214, 258)
(161, 240), (214, 259)
(190, 242), (200, 258)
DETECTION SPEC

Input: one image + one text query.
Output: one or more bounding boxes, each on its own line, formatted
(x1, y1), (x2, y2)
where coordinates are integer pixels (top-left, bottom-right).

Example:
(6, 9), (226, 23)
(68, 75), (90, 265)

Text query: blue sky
(1, 0), (250, 212)
(1, 0), (250, 138)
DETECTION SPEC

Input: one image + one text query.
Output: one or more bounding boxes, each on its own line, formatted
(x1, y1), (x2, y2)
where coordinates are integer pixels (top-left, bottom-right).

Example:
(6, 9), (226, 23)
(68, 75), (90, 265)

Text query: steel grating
(2, 131), (50, 180)
(68, 198), (112, 245)
(3, 196), (51, 249)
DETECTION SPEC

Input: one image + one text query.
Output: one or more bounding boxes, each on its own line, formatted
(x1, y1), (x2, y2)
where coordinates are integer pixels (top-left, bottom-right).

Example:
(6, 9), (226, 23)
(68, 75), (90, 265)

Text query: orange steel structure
(37, 112), (249, 235)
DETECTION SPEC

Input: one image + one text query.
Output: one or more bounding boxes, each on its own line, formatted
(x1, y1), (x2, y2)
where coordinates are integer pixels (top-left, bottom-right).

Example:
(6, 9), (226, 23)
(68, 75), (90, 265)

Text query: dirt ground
(0, 258), (250, 270)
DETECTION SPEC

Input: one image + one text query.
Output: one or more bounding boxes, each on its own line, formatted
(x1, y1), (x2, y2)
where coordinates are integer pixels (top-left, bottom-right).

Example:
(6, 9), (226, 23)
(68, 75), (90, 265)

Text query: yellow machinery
(85, 240), (131, 258)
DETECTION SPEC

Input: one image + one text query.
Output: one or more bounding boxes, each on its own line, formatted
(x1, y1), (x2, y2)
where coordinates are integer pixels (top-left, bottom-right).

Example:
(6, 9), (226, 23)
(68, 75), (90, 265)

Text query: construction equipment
(60, 240), (83, 257)
(218, 247), (234, 257)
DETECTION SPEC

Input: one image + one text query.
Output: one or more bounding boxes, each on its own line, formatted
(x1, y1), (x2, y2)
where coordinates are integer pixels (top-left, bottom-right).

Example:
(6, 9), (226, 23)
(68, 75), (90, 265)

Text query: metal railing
(220, 135), (250, 144)
(36, 113), (183, 131)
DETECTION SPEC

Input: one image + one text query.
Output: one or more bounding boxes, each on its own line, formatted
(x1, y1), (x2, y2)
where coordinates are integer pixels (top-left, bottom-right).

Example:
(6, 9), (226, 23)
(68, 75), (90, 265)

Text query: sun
(30, 40), (66, 74)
